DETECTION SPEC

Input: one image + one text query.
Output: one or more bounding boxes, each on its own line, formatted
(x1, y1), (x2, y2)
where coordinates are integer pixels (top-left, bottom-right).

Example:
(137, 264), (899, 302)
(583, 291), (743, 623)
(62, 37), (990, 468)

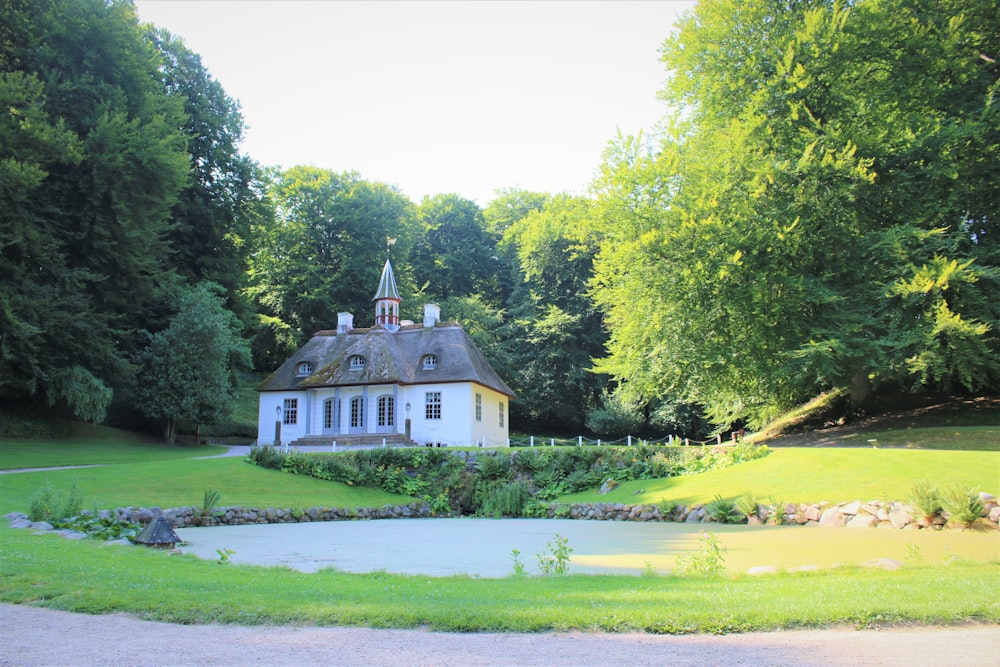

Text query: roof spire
(373, 258), (401, 330)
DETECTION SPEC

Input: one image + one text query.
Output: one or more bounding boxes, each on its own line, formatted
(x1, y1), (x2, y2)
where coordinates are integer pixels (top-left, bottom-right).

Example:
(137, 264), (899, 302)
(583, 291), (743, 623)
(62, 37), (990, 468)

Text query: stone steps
(290, 433), (415, 449)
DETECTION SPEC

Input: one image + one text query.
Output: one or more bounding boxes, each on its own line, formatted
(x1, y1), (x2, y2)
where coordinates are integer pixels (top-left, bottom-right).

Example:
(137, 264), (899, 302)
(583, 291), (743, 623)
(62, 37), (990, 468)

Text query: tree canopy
(4, 0), (995, 440)
(591, 0), (999, 428)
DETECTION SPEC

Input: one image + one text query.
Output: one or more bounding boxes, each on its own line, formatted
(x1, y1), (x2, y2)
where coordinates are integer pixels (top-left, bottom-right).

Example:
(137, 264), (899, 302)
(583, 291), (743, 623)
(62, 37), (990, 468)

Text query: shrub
(705, 493), (743, 524)
(675, 531), (727, 577)
(28, 484), (83, 522)
(942, 485), (985, 527)
(536, 534), (572, 575)
(477, 480), (531, 518)
(735, 491), (758, 520)
(910, 480), (942, 520)
(248, 445), (285, 470)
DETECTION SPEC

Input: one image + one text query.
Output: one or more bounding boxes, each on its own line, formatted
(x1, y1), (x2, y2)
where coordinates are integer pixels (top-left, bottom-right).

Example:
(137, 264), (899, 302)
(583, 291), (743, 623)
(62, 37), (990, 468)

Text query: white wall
(258, 383), (510, 447)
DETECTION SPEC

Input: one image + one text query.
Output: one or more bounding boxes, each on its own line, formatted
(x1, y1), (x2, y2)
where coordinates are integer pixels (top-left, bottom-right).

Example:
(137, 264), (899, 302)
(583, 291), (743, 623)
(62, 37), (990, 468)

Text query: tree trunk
(164, 417), (178, 445)
(850, 369), (871, 409)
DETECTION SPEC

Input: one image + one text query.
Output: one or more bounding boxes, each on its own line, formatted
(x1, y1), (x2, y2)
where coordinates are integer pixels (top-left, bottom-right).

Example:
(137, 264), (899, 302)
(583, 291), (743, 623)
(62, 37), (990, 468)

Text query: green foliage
(216, 548), (236, 564)
(247, 445), (286, 470)
(476, 480), (531, 518)
(942, 485), (986, 527)
(735, 491), (759, 520)
(536, 534), (572, 576)
(585, 389), (646, 438)
(510, 549), (527, 577)
(705, 494), (743, 524)
(590, 0), (1000, 428)
(55, 513), (140, 542)
(201, 489), (223, 517)
(911, 481), (943, 520)
(28, 484), (83, 523)
(241, 444), (771, 516)
(132, 282), (250, 443)
(675, 532), (727, 577)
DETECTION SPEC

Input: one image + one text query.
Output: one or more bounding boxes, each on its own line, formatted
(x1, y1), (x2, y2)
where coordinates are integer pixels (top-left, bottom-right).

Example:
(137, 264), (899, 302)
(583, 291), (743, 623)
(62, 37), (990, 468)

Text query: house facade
(256, 260), (515, 447)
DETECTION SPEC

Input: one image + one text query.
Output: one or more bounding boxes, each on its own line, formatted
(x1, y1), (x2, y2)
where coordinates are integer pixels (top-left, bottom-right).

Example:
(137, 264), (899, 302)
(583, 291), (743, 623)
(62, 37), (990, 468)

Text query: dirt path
(1, 604), (997, 667)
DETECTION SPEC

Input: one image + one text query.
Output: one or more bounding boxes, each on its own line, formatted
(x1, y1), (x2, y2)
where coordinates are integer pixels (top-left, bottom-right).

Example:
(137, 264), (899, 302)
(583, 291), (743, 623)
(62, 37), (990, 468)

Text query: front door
(349, 396), (365, 434)
(376, 394), (395, 433)
(322, 398), (339, 436)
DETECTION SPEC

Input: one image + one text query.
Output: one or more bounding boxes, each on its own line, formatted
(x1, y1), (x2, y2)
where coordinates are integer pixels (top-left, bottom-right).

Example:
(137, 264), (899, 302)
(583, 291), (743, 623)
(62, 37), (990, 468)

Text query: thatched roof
(258, 323), (515, 399)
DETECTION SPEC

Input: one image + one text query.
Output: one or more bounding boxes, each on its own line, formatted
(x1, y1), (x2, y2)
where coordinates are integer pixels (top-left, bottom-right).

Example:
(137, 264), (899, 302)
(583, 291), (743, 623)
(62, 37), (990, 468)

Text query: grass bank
(1, 526), (997, 632)
(562, 447), (1000, 507)
(0, 458), (412, 515)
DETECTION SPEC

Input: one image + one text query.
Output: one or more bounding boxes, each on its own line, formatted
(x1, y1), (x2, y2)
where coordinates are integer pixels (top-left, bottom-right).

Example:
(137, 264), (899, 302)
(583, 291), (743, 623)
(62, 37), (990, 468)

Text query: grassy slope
(0, 457), (412, 515)
(0, 423), (226, 469)
(561, 447), (1000, 507)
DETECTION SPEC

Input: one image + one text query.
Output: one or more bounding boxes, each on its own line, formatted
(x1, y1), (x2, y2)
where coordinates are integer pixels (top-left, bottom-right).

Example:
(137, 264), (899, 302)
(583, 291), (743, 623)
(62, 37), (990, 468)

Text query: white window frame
(283, 398), (298, 425)
(350, 355), (366, 370)
(296, 362), (313, 377)
(425, 391), (441, 420)
(475, 393), (482, 422)
(499, 401), (504, 428)
(422, 354), (438, 370)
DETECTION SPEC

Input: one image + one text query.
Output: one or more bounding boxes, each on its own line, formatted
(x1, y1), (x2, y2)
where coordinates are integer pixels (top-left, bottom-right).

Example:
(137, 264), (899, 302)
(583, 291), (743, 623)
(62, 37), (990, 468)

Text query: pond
(174, 519), (1000, 577)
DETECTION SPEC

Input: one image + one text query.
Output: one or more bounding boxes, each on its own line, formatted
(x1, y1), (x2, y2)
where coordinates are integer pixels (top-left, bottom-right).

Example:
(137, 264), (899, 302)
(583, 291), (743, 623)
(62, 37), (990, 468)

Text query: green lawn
(0, 457), (412, 515)
(1, 420), (999, 634)
(1, 526), (996, 632)
(561, 447), (1000, 507)
(0, 423), (225, 469)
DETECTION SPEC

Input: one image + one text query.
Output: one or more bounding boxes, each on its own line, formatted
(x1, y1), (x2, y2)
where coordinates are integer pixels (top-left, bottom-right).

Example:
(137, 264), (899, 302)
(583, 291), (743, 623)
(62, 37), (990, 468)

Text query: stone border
(6, 493), (998, 535)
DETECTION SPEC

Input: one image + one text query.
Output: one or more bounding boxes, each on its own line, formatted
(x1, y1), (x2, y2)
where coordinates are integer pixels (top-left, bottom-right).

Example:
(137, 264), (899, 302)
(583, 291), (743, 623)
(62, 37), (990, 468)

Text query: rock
(989, 506), (1000, 523)
(747, 566), (778, 576)
(846, 511), (878, 528)
(9, 518), (33, 529)
(30, 521), (53, 532)
(819, 507), (845, 526)
(863, 558), (902, 570)
(5, 512), (27, 521)
(889, 507), (913, 529)
(599, 479), (619, 495)
(978, 491), (996, 502)
(803, 505), (821, 522)
(841, 501), (862, 516)
(52, 529), (87, 540)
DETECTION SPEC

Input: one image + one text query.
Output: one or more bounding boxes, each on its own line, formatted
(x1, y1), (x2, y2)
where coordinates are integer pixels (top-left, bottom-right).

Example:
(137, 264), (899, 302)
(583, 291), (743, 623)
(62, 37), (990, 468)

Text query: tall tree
(592, 0), (999, 428)
(410, 194), (499, 302)
(499, 195), (607, 430)
(148, 28), (267, 309)
(133, 283), (250, 444)
(247, 167), (415, 365)
(0, 0), (189, 419)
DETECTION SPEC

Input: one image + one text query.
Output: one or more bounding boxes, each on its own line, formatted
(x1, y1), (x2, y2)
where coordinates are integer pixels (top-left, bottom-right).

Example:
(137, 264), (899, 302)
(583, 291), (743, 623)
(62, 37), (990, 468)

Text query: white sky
(134, 0), (692, 206)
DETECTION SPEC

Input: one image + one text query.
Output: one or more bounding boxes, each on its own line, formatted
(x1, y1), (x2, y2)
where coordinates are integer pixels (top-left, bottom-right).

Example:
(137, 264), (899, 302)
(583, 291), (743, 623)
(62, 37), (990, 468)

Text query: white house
(256, 259), (515, 448)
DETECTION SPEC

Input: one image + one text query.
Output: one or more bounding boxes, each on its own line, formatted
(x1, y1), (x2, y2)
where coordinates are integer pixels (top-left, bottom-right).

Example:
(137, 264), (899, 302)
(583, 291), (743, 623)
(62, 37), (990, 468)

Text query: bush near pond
(247, 443), (771, 517)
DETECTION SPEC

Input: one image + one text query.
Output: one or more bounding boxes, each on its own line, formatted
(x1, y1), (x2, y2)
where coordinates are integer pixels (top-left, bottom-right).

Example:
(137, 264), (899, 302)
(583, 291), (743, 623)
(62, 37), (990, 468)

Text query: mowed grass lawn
(1, 422), (999, 633)
(562, 447), (1000, 507)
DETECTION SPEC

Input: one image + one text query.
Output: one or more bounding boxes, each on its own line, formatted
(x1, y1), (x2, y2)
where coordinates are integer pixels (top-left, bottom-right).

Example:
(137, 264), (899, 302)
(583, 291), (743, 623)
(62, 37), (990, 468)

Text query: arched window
(422, 354), (438, 370)
(296, 361), (313, 376)
(349, 355), (366, 370)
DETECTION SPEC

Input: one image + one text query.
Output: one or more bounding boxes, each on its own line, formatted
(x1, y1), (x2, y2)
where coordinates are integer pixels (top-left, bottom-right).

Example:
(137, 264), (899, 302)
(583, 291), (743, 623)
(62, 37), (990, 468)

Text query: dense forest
(2, 0), (997, 439)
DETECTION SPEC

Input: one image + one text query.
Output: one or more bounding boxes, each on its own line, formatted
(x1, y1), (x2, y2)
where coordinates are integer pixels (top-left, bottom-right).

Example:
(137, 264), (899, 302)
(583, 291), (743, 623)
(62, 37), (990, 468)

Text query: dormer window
(422, 354), (438, 370)
(349, 355), (366, 370)
(296, 362), (313, 377)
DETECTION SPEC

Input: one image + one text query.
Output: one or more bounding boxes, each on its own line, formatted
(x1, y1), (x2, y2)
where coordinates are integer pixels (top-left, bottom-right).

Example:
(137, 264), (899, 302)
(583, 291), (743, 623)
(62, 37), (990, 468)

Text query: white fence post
(530, 435), (535, 447)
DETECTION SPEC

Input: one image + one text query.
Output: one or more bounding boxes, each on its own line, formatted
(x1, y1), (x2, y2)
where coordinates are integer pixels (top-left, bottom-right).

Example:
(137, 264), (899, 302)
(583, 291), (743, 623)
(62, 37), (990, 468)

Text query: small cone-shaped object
(134, 513), (181, 549)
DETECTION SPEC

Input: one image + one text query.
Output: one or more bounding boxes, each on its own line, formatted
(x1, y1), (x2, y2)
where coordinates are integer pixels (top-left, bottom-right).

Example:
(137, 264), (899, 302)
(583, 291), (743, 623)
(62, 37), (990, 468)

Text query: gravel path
(1, 604), (997, 667)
